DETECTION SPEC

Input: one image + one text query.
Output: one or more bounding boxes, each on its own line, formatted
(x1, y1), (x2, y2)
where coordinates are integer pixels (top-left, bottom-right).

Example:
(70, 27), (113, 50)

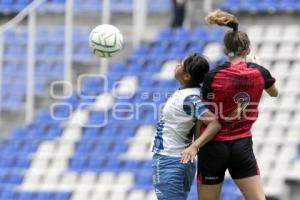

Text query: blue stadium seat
(222, 0), (300, 12)
(75, 141), (94, 154)
(157, 28), (173, 41)
(103, 158), (123, 171)
(53, 193), (71, 200)
(133, 170), (153, 190)
(17, 192), (36, 200)
(14, 0), (31, 11)
(0, 190), (15, 200)
(69, 157), (88, 172)
(221, 0), (241, 12)
(112, 143), (128, 153)
(35, 192), (53, 200)
(33, 110), (54, 124)
(87, 155), (106, 172)
(0, 0), (15, 13)
(7, 172), (23, 184)
(148, 0), (171, 12)
(122, 160), (140, 171)
(93, 142), (111, 153)
(133, 45), (150, 57)
(0, 0), (170, 14)
(51, 0), (65, 3)
(174, 28), (190, 40)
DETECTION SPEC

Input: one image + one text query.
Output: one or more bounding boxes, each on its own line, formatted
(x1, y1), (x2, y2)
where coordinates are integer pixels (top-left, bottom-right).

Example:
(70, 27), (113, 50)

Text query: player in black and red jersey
(181, 10), (278, 200)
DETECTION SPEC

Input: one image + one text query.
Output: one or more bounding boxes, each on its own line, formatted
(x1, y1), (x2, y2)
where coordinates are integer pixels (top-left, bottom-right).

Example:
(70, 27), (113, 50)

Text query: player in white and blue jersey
(152, 53), (222, 200)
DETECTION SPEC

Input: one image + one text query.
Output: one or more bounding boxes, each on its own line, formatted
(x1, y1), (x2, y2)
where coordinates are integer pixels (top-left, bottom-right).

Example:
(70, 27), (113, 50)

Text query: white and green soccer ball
(89, 24), (124, 58)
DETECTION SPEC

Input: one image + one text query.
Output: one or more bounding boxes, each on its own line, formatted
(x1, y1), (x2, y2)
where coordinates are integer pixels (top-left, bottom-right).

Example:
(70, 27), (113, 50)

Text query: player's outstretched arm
(181, 112), (221, 164)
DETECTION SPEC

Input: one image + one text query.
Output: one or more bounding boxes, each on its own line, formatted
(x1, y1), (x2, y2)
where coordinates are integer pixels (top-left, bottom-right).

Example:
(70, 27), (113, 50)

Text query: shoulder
(179, 88), (201, 97)
(204, 62), (231, 80)
(183, 94), (202, 111)
(246, 62), (275, 89)
(181, 89), (202, 107)
(246, 62), (271, 72)
(246, 62), (273, 77)
(246, 62), (265, 69)
(183, 94), (208, 118)
(183, 94), (202, 103)
(208, 62), (230, 74)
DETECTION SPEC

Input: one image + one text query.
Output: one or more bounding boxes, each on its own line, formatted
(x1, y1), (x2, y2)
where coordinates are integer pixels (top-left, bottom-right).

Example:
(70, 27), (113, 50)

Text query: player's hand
(181, 144), (198, 164)
(252, 55), (264, 66)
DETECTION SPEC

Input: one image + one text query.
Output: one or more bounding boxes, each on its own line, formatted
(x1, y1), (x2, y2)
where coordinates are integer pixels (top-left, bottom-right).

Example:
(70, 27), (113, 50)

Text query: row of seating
(0, 191), (71, 200)
(222, 0), (300, 13)
(0, 0), (170, 14)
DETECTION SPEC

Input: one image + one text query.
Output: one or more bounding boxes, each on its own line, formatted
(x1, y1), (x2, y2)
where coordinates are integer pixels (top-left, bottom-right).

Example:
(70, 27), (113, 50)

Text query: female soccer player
(181, 10), (278, 200)
(152, 53), (221, 200)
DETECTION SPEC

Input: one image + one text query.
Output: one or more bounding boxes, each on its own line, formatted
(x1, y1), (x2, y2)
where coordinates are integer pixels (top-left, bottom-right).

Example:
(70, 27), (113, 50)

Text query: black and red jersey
(201, 61), (276, 141)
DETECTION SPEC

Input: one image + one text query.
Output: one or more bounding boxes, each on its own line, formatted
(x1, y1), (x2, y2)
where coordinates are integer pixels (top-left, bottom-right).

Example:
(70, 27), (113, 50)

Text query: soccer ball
(89, 24), (124, 58)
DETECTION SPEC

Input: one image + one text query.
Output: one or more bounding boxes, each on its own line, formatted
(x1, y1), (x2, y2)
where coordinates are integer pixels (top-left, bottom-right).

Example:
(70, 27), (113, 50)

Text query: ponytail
(205, 10), (250, 58)
(205, 9), (239, 31)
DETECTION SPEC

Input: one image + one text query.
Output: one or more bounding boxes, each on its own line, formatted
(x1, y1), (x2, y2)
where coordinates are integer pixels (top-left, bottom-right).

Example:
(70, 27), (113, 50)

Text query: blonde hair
(205, 10), (250, 58)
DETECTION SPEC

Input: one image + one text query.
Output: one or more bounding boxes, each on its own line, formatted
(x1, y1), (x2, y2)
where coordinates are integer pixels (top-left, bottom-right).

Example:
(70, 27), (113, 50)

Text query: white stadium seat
(98, 172), (116, 185)
(115, 172), (134, 186)
(154, 60), (177, 80)
(71, 191), (90, 200)
(57, 172), (79, 191)
(115, 76), (139, 97)
(202, 43), (223, 63)
(264, 25), (283, 42)
(291, 61), (300, 77)
(257, 43), (278, 61)
(277, 43), (295, 60)
(90, 191), (110, 200)
(134, 125), (155, 142)
(91, 93), (115, 111)
(282, 25), (300, 42)
(127, 190), (146, 200)
(146, 190), (157, 200)
(109, 191), (127, 200)
(247, 25), (264, 42)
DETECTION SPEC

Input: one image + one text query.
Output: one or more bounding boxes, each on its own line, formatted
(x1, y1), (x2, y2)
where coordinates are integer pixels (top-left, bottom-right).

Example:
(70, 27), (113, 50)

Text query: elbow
(270, 90), (279, 97)
(266, 85), (279, 97)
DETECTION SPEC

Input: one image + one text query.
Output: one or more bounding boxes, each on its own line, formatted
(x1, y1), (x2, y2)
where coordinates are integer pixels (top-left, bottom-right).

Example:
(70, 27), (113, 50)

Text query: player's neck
(229, 56), (246, 65)
(179, 82), (189, 90)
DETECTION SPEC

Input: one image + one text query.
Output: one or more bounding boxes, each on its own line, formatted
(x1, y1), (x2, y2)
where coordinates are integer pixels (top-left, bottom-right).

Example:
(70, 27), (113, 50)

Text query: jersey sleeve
(248, 62), (276, 89)
(183, 95), (208, 120)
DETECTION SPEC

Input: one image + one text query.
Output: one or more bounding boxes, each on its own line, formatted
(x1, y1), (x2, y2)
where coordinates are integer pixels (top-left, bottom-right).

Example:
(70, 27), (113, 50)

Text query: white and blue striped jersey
(152, 88), (208, 157)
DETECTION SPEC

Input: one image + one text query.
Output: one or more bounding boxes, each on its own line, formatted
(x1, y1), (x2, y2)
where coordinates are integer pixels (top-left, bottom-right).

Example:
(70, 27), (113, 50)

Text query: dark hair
(205, 10), (250, 58)
(183, 53), (209, 87)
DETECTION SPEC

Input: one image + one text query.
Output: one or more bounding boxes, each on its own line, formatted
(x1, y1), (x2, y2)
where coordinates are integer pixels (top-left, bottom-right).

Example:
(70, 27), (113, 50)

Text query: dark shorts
(197, 136), (260, 185)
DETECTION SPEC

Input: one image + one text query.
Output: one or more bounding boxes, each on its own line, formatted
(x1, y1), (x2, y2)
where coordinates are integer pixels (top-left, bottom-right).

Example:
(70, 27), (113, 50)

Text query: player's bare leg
(197, 183), (222, 200)
(234, 175), (266, 200)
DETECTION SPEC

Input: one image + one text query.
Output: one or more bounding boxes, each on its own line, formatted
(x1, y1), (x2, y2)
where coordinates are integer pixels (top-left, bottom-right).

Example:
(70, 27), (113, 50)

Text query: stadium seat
(0, 0), (171, 14)
(222, 0), (300, 12)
